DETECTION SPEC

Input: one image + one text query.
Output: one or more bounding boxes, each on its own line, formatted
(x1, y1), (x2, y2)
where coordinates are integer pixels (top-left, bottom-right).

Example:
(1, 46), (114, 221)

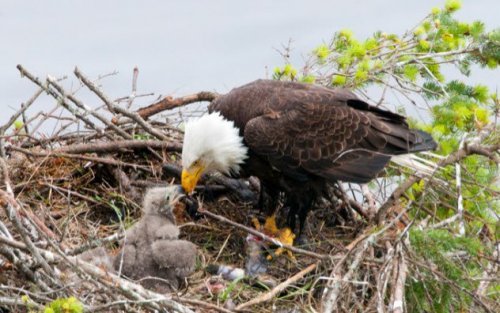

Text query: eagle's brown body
(209, 79), (436, 232)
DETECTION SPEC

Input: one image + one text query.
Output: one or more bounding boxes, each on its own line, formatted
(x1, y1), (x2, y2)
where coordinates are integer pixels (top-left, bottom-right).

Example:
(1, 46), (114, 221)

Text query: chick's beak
(181, 165), (204, 194)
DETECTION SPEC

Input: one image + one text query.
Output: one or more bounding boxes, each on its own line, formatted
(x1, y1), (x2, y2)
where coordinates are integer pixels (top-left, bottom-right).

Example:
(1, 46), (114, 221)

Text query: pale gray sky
(1, 0), (498, 125)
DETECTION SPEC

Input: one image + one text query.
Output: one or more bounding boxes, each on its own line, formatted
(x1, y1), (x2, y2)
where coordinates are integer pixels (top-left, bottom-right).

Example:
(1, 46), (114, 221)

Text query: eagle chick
(114, 186), (197, 291)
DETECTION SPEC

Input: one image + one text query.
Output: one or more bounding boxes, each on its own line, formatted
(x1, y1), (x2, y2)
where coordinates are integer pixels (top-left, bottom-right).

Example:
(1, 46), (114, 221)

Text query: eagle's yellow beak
(181, 164), (205, 194)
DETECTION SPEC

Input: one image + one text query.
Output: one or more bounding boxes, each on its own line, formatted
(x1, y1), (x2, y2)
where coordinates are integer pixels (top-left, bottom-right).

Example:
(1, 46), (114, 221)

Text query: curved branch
(133, 92), (219, 121)
(376, 142), (500, 224)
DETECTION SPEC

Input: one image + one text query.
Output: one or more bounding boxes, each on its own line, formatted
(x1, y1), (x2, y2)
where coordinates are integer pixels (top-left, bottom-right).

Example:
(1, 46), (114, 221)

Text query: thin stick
(0, 296), (44, 311)
(0, 235), (194, 313)
(66, 232), (125, 255)
(475, 243), (499, 297)
(16, 64), (112, 140)
(54, 139), (181, 154)
(376, 140), (500, 223)
(456, 135), (466, 236)
(126, 66), (139, 109)
(47, 75), (132, 140)
(9, 146), (152, 171)
(74, 67), (168, 141)
(0, 88), (43, 157)
(179, 298), (235, 313)
(198, 205), (329, 260)
(362, 184), (377, 217)
(391, 243), (408, 313)
(131, 91), (219, 121)
(235, 263), (318, 310)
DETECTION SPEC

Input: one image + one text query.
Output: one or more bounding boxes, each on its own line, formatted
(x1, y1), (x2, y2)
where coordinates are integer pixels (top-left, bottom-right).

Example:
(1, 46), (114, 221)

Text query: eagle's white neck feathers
(182, 112), (248, 174)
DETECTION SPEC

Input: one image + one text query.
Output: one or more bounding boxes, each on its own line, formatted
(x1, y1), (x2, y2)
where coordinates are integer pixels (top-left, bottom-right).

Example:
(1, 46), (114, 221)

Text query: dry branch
(390, 241), (408, 313)
(235, 262), (318, 310)
(198, 205), (329, 260)
(9, 146), (153, 171)
(0, 88), (43, 156)
(1, 235), (194, 313)
(46, 75), (133, 140)
(127, 91), (219, 122)
(54, 140), (181, 154)
(3, 64), (497, 313)
(376, 141), (499, 223)
(16, 64), (113, 140)
(74, 67), (168, 141)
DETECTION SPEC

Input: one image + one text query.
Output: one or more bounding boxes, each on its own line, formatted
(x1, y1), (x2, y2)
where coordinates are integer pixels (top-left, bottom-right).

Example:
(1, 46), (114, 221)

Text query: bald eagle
(181, 80), (437, 246)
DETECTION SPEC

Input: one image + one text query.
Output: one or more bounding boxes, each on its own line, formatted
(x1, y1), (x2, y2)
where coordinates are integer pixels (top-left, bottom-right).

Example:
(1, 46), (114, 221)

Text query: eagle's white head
(181, 112), (248, 193)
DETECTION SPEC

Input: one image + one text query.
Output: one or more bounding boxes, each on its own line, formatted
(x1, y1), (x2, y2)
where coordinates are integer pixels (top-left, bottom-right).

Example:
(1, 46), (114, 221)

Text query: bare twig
(321, 236), (371, 312)
(179, 298), (235, 313)
(54, 139), (181, 154)
(475, 243), (499, 297)
(74, 67), (168, 141)
(235, 262), (318, 310)
(456, 135), (466, 236)
(66, 232), (125, 256)
(9, 146), (152, 171)
(391, 241), (408, 313)
(16, 64), (112, 140)
(0, 296), (44, 311)
(0, 159), (59, 289)
(1, 235), (194, 313)
(376, 140), (499, 224)
(130, 91), (219, 122)
(0, 88), (43, 157)
(126, 66), (139, 109)
(321, 204), (411, 312)
(198, 205), (329, 260)
(362, 184), (377, 218)
(46, 75), (132, 140)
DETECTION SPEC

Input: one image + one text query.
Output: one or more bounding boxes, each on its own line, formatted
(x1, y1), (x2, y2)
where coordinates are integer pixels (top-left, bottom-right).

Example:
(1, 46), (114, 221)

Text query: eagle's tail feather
(408, 130), (438, 153)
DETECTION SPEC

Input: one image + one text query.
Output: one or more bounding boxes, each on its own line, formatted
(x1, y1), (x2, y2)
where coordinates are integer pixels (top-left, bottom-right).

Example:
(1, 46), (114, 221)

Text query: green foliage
(300, 75), (316, 84)
(314, 44), (330, 60)
(403, 65), (419, 82)
(43, 297), (83, 313)
(331, 75), (346, 86)
(444, 0), (462, 13)
(133, 133), (154, 140)
(274, 0), (499, 88)
(407, 229), (485, 312)
(272, 0), (499, 311)
(218, 277), (244, 302)
(273, 63), (298, 80)
(14, 120), (24, 131)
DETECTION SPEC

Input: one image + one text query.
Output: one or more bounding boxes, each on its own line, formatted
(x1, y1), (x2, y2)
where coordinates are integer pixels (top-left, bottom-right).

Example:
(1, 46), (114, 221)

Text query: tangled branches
(0, 64), (498, 312)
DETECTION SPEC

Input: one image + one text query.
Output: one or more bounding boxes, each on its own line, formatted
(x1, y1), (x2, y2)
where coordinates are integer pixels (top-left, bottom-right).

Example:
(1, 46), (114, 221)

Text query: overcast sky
(1, 0), (498, 126)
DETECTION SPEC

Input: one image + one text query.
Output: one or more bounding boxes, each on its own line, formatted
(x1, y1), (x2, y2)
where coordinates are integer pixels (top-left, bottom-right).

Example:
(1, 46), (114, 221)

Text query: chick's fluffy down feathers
(78, 187), (197, 292)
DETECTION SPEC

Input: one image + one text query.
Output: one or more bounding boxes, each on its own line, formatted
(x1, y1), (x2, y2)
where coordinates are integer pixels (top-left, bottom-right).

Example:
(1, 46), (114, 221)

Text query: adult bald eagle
(181, 80), (436, 246)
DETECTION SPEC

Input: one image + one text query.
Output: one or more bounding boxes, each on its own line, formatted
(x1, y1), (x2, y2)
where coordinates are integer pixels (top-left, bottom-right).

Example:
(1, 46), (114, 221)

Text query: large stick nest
(0, 66), (497, 313)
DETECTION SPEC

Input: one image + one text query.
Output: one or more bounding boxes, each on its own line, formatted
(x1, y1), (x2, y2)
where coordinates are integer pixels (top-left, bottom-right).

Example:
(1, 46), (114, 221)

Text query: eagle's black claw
(181, 195), (202, 220)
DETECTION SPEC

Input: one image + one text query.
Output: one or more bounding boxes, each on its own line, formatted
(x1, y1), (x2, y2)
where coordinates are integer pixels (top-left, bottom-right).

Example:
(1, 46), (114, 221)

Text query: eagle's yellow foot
(252, 215), (296, 260)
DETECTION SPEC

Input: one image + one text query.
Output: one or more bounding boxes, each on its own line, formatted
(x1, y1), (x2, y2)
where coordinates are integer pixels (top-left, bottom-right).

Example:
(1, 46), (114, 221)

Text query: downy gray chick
(114, 185), (197, 291)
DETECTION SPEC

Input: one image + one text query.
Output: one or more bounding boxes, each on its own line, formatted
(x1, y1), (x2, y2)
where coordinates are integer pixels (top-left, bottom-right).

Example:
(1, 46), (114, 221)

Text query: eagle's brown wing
(243, 97), (434, 184)
(209, 79), (436, 183)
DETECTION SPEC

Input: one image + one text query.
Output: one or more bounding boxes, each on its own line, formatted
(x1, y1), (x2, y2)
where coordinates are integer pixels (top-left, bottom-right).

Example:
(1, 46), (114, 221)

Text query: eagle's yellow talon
(263, 215), (279, 235)
(252, 217), (261, 229)
(254, 216), (296, 260)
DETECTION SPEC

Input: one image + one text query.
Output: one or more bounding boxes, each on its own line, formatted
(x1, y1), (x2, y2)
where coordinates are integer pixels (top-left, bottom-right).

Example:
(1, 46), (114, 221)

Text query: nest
(0, 66), (497, 313)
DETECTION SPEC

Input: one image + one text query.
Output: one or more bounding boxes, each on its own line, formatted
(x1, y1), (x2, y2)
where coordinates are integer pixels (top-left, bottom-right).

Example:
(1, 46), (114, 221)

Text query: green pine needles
(274, 0), (498, 311)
